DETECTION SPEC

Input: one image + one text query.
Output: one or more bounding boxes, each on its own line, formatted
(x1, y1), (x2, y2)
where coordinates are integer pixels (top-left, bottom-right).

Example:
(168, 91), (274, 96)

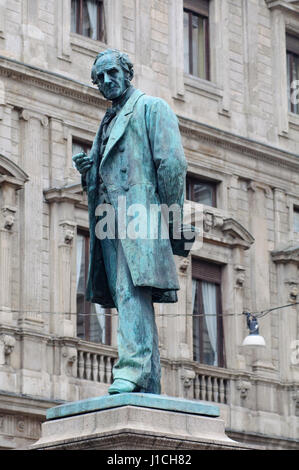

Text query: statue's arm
(145, 98), (187, 209)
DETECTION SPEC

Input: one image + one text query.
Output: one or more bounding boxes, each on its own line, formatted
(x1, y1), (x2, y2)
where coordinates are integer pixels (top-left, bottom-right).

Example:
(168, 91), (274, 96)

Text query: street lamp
(242, 311), (266, 347)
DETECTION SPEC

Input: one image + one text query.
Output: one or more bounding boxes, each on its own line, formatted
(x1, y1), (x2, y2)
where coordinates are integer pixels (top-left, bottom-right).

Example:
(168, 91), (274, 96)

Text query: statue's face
(93, 54), (128, 101)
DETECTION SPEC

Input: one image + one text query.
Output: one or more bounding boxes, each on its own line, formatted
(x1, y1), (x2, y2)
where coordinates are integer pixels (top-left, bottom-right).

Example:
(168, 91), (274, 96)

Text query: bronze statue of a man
(73, 49), (189, 395)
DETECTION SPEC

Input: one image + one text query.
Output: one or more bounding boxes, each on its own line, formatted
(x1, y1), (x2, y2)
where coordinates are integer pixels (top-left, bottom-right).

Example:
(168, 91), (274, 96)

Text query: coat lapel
(100, 89), (145, 171)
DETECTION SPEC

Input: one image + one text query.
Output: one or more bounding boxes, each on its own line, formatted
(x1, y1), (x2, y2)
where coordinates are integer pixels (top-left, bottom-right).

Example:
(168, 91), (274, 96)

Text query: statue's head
(91, 49), (134, 101)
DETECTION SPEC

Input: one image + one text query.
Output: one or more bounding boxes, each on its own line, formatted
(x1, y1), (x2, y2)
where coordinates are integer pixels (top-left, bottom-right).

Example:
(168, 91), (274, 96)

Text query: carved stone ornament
(0, 207), (16, 230)
(285, 279), (299, 302)
(0, 334), (16, 365)
(62, 346), (77, 377)
(235, 265), (246, 287)
(237, 379), (252, 399)
(59, 221), (76, 246)
(203, 211), (213, 233)
(180, 368), (196, 389)
(179, 257), (190, 274)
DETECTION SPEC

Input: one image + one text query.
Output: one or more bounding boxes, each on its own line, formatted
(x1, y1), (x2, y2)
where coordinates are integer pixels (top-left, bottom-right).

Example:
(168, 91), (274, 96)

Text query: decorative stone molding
(189, 203), (254, 250)
(0, 412), (41, 439)
(221, 218), (255, 250)
(284, 279), (299, 302)
(0, 55), (107, 110)
(62, 346), (77, 377)
(179, 116), (299, 172)
(59, 221), (76, 246)
(234, 265), (246, 288)
(271, 244), (299, 265)
(44, 187), (83, 206)
(180, 368), (196, 390)
(203, 210), (224, 233)
(203, 211), (213, 233)
(236, 379), (252, 399)
(0, 206), (15, 230)
(0, 157), (29, 184)
(179, 257), (190, 274)
(265, 0), (299, 13)
(0, 334), (16, 365)
(19, 109), (49, 127)
(247, 181), (272, 198)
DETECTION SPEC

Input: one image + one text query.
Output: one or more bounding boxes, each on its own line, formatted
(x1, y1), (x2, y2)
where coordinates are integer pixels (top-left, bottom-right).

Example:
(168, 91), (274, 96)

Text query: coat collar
(100, 88), (145, 170)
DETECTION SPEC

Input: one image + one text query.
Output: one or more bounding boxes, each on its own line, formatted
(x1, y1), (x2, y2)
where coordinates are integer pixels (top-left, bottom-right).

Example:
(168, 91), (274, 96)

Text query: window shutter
(192, 258), (222, 284)
(184, 0), (209, 17)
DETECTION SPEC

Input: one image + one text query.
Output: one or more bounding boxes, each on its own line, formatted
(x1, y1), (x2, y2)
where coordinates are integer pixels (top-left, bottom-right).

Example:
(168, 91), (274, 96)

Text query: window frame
(71, 0), (105, 42)
(186, 174), (217, 207)
(192, 258), (225, 368)
(183, 1), (210, 80)
(286, 33), (299, 115)
(72, 137), (92, 155)
(76, 229), (112, 345)
(294, 206), (299, 233)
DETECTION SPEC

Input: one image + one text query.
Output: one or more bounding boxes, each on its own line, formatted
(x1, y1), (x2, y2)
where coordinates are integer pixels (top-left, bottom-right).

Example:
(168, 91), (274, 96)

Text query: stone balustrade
(76, 343), (118, 384)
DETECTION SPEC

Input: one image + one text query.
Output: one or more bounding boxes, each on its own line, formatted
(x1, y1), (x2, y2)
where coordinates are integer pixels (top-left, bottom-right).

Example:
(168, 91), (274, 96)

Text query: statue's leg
(109, 239), (161, 394)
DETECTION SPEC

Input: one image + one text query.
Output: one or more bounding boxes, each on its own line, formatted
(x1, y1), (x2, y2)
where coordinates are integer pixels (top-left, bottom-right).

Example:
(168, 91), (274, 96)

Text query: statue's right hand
(72, 152), (93, 175)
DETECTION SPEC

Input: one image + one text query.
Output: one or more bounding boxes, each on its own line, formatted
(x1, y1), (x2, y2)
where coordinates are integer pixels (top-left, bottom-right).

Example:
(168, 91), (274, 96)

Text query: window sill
(184, 73), (223, 100)
(70, 32), (107, 58)
(184, 74), (230, 117)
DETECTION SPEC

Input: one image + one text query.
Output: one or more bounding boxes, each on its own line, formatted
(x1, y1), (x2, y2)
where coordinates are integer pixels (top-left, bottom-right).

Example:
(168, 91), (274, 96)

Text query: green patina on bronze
(46, 393), (220, 421)
(73, 49), (195, 395)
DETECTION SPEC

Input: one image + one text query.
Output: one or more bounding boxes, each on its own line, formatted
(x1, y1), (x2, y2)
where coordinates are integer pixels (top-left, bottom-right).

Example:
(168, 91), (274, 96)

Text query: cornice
(1, 56), (298, 173)
(178, 115), (299, 171)
(0, 153), (29, 182)
(265, 0), (299, 13)
(44, 186), (83, 205)
(271, 244), (299, 264)
(0, 55), (107, 110)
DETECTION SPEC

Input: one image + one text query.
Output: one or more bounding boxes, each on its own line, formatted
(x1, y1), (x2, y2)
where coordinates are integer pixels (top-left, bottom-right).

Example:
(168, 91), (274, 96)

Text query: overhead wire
(2, 302), (299, 318)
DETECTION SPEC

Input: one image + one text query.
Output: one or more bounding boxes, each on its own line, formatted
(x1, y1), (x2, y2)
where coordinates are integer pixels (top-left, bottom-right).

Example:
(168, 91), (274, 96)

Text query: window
(76, 231), (112, 344)
(286, 33), (299, 115)
(192, 259), (224, 367)
(72, 138), (92, 156)
(183, 0), (210, 80)
(186, 175), (217, 207)
(294, 207), (299, 232)
(72, 138), (92, 169)
(71, 0), (106, 42)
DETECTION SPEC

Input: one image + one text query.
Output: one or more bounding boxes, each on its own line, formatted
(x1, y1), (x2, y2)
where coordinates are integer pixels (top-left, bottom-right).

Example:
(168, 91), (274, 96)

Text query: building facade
(0, 0), (299, 450)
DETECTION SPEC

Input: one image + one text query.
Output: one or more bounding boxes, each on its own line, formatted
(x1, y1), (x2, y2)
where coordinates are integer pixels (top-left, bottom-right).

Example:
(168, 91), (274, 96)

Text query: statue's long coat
(82, 89), (187, 308)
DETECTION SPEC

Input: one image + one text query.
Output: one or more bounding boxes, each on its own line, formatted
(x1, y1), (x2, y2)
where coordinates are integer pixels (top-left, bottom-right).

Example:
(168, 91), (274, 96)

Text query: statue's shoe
(108, 379), (140, 394)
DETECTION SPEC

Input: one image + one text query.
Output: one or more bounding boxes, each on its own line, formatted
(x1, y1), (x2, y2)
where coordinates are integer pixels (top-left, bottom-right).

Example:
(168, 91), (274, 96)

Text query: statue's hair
(91, 49), (134, 85)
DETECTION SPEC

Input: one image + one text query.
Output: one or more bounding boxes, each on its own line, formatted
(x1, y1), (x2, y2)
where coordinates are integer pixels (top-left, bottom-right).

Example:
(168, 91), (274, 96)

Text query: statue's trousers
(100, 228), (161, 394)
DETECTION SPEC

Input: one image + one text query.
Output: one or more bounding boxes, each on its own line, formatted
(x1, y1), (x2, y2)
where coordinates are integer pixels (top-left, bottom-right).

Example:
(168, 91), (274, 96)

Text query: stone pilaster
(21, 0), (48, 69)
(247, 181), (275, 374)
(0, 0), (6, 40)
(44, 188), (81, 337)
(0, 175), (25, 325)
(272, 248), (299, 382)
(18, 110), (48, 330)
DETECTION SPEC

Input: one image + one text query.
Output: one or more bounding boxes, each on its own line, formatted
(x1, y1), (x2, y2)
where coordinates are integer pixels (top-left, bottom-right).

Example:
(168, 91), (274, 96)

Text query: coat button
(121, 167), (127, 173)
(122, 184), (129, 191)
(99, 176), (103, 184)
(119, 144), (125, 152)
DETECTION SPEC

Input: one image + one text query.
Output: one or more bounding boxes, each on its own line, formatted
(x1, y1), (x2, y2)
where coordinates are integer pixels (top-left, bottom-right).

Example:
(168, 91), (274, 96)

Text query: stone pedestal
(30, 394), (252, 450)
